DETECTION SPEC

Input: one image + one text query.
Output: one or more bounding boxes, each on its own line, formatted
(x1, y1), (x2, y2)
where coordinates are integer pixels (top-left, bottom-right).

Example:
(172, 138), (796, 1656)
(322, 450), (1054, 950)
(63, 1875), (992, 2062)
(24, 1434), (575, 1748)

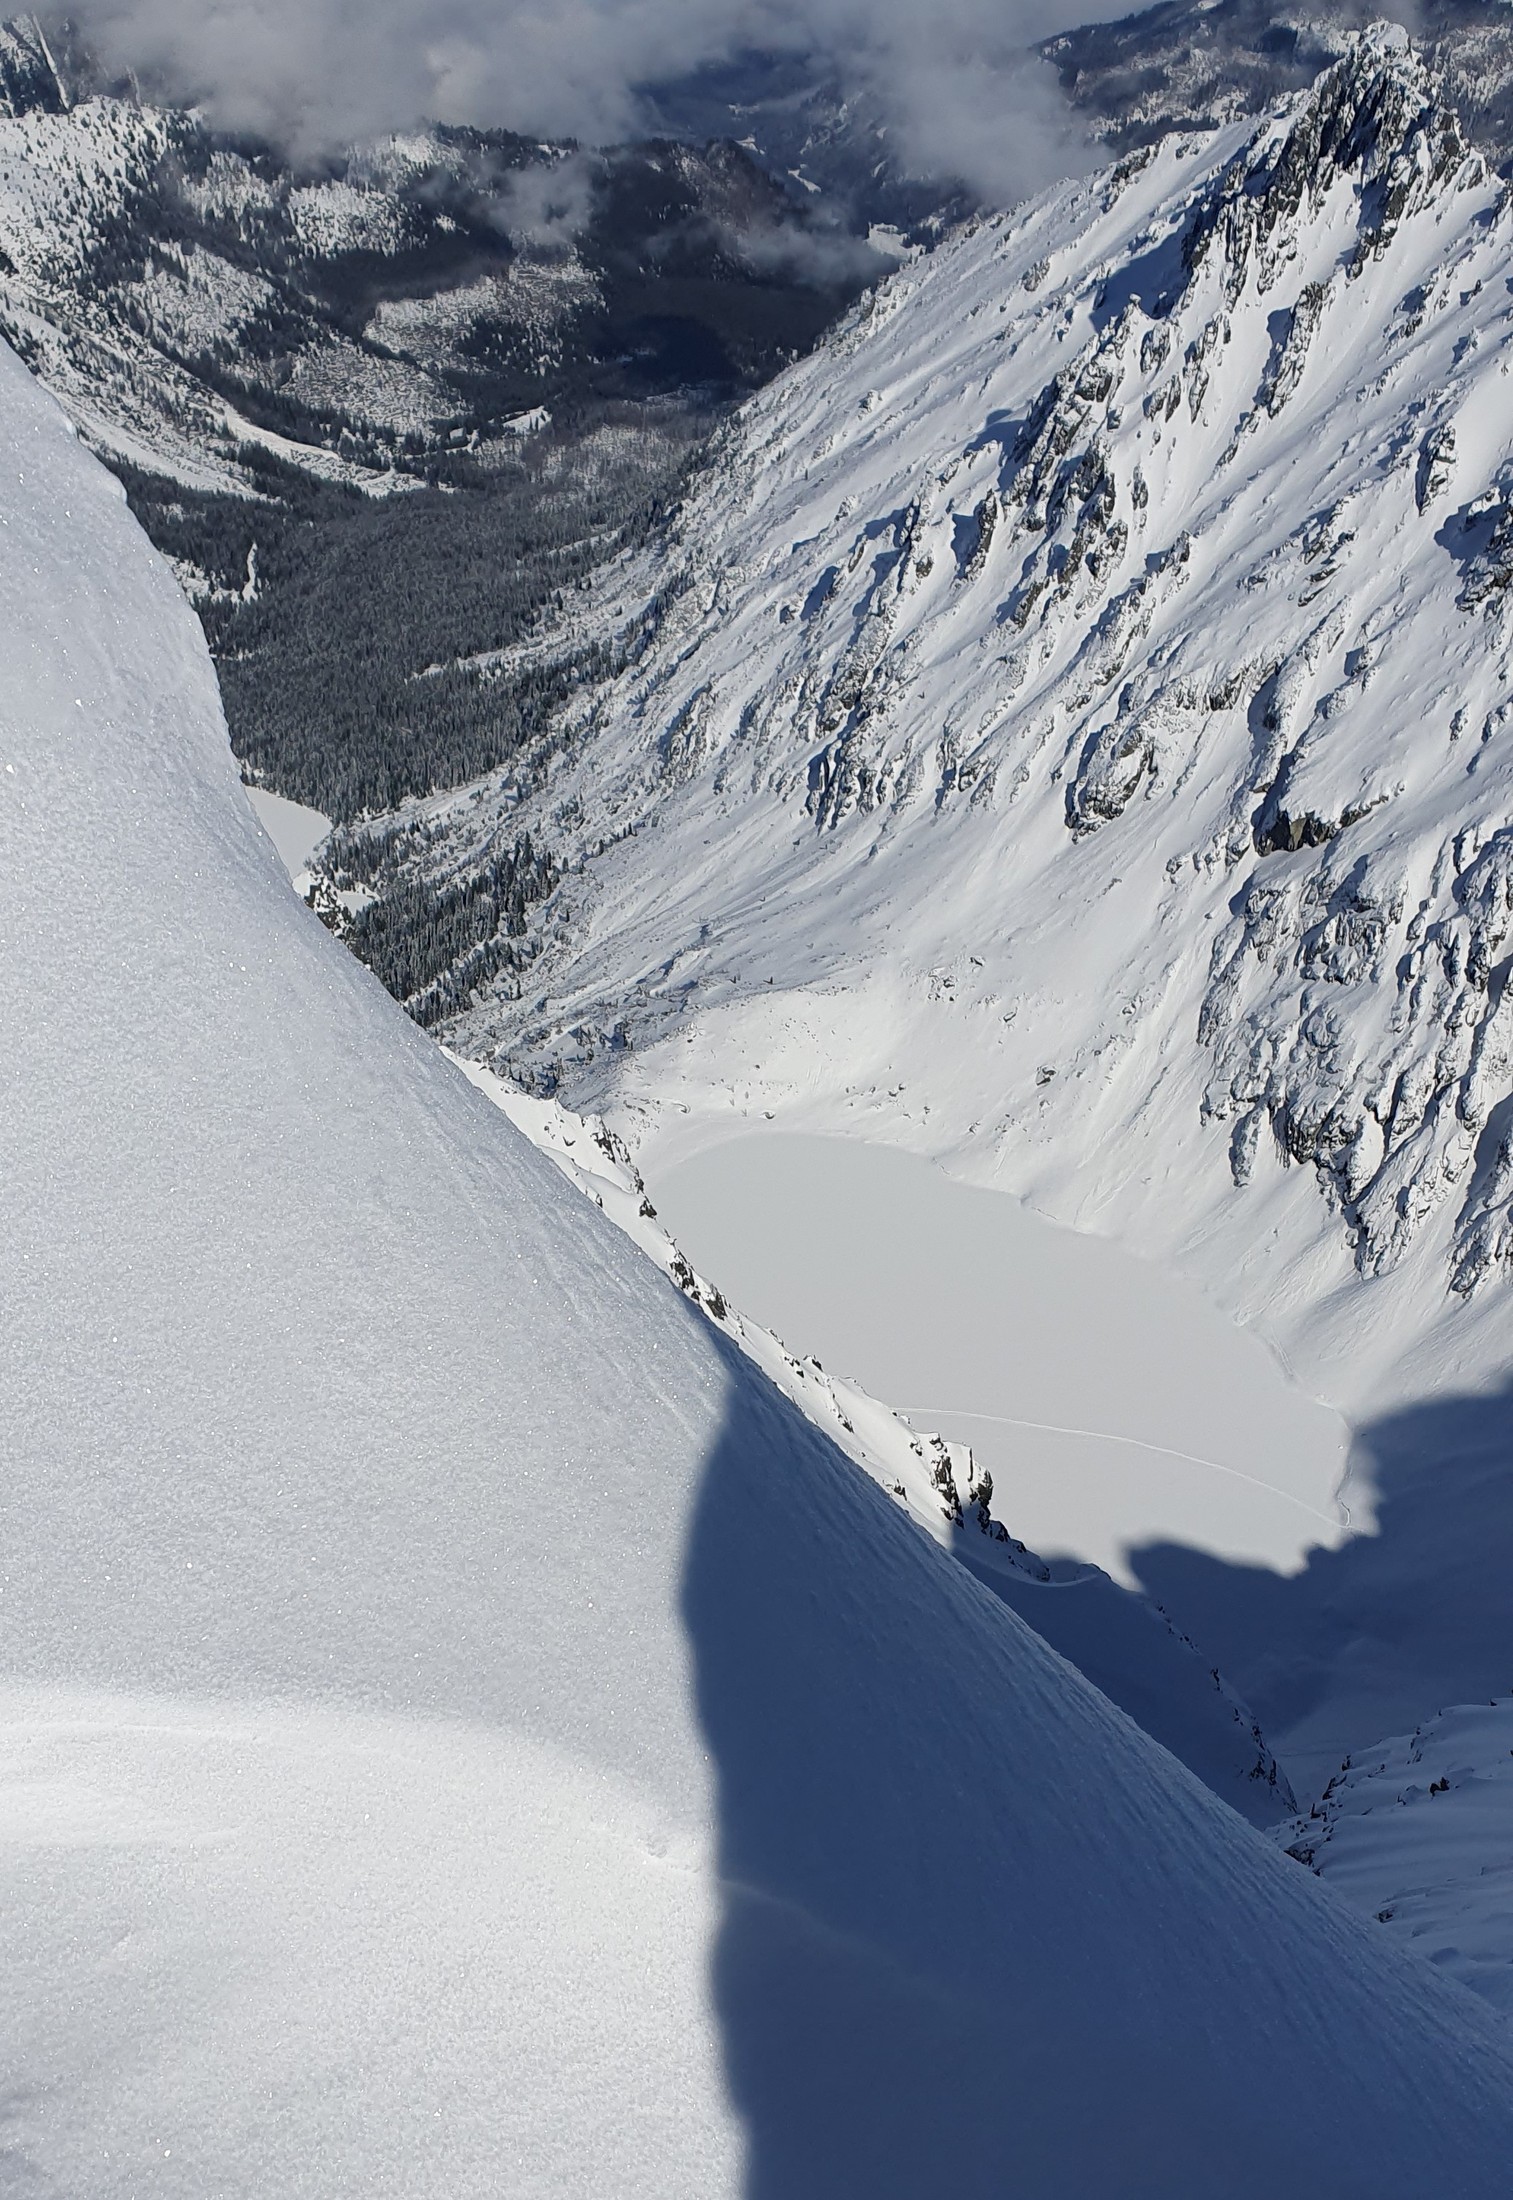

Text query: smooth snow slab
(0, 1689), (729, 2198)
(649, 1133), (1349, 1585)
(243, 782), (330, 878)
(7, 339), (1513, 2193)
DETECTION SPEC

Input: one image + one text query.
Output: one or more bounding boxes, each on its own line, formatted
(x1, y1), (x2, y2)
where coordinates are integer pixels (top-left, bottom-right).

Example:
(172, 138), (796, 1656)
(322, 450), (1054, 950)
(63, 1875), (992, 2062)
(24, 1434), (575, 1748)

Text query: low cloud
(725, 213), (897, 288)
(487, 152), (602, 252)
(61, 0), (1112, 205)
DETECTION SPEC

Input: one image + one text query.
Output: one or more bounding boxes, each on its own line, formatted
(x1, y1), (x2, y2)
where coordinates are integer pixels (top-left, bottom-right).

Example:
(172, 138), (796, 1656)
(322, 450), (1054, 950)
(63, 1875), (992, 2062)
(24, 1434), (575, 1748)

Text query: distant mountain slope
(388, 33), (1513, 1374)
(7, 305), (1513, 2193)
(641, 45), (973, 234)
(1046, 0), (1513, 172)
(0, 14), (874, 494)
(0, 12), (885, 818)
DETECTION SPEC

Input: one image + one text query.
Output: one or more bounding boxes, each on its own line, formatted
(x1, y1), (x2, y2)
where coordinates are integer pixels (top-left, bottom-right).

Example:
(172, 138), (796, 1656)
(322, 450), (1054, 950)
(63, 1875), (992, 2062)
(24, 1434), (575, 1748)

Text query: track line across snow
(897, 1407), (1347, 1532)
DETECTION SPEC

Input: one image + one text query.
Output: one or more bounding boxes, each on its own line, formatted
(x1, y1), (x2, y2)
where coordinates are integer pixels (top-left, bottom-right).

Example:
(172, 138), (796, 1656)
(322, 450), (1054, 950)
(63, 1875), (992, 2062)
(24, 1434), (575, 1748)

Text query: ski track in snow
(896, 1406), (1351, 1533)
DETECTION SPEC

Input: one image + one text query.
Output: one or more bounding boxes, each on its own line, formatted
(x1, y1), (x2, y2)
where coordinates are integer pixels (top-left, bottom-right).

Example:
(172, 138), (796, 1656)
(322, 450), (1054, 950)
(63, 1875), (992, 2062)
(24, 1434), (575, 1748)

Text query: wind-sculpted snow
(372, 32), (1513, 1409)
(9, 320), (1513, 2191)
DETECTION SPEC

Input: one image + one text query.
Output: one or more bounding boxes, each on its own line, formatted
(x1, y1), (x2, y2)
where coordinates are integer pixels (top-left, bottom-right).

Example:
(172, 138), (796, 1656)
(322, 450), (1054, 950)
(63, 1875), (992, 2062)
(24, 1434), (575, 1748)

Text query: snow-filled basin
(646, 1134), (1350, 1586)
(244, 784), (330, 880)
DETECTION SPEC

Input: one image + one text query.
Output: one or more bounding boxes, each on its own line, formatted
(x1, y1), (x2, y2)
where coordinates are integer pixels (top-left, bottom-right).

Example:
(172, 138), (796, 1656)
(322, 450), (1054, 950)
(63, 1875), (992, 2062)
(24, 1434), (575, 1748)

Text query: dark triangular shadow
(1129, 1371), (1513, 1797)
(679, 1329), (1513, 2197)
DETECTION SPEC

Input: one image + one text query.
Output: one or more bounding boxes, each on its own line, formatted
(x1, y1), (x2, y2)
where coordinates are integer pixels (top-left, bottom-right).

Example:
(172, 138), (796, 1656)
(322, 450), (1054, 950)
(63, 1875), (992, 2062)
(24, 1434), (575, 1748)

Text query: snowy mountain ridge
(359, 28), (1513, 1420)
(11, 308), (1513, 2190)
(1044, 0), (1513, 175)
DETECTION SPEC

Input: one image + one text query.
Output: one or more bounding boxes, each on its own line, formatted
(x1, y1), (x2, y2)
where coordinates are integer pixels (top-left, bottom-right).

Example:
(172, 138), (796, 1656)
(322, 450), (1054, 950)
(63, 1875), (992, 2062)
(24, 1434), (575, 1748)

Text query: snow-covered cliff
(7, 285), (1513, 2188)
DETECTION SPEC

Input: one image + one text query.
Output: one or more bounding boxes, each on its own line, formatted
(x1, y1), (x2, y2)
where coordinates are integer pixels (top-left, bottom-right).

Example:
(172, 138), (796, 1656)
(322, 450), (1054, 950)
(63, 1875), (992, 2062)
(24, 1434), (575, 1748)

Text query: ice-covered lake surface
(646, 1134), (1351, 1588)
(244, 784), (330, 880)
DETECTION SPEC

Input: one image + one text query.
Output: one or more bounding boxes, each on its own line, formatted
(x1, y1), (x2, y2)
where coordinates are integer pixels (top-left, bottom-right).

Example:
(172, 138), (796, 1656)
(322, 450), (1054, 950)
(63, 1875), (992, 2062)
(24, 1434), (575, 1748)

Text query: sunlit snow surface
(6, 195), (1513, 2200)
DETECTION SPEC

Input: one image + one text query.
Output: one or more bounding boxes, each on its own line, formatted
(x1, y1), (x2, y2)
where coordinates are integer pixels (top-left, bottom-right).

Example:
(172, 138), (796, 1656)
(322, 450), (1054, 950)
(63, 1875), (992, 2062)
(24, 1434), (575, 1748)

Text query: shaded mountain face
(640, 46), (974, 237)
(1273, 1695), (1513, 2010)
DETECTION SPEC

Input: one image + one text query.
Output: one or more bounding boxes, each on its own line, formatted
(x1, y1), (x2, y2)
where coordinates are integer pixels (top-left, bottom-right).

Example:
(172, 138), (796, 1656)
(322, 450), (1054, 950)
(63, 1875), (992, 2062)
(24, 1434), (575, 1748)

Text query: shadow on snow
(1128, 1371), (1513, 1798)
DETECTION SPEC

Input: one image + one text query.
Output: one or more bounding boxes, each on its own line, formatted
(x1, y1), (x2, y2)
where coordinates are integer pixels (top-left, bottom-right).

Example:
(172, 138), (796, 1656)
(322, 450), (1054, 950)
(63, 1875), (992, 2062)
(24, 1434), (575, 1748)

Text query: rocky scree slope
(349, 32), (1513, 1401)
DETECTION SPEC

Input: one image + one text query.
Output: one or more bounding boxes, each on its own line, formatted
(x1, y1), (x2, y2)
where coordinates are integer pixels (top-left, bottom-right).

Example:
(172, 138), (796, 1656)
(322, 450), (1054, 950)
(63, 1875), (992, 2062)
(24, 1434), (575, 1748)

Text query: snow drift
(4, 310), (1513, 2188)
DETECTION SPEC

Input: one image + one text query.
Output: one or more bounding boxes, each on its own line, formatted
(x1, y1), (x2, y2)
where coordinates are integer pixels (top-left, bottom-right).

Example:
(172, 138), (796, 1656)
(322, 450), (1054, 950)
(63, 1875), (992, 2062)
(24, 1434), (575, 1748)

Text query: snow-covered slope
(6, 328), (1513, 2191)
(1276, 1697), (1513, 2013)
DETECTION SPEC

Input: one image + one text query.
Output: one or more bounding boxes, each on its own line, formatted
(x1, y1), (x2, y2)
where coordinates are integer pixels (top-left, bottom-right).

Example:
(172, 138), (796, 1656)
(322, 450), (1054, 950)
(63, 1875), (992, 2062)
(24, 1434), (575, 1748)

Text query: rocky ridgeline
(1045, 0), (1513, 176)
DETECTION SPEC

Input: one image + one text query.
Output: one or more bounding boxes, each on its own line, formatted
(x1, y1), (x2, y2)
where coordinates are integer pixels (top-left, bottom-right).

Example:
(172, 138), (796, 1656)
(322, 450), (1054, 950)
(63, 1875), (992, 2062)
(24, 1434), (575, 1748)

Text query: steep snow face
(419, 32), (1513, 1414)
(8, 340), (1513, 2192)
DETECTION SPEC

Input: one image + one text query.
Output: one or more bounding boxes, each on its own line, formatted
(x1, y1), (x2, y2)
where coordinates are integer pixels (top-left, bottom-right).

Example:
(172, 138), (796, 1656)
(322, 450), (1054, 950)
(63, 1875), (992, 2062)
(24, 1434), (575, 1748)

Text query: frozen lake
(244, 785), (330, 880)
(646, 1134), (1350, 1586)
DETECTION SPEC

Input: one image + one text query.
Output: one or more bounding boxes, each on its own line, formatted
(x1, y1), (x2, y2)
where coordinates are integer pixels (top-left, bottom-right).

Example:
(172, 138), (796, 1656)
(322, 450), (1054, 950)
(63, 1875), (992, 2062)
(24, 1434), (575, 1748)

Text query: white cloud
(486, 151), (601, 251)
(62, 0), (1110, 203)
